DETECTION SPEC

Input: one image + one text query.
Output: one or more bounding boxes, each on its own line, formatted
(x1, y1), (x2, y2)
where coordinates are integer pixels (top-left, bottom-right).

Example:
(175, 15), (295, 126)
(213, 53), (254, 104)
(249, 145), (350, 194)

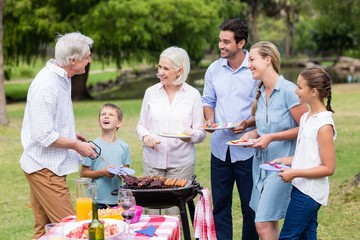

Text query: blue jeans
(211, 149), (258, 240)
(279, 187), (321, 240)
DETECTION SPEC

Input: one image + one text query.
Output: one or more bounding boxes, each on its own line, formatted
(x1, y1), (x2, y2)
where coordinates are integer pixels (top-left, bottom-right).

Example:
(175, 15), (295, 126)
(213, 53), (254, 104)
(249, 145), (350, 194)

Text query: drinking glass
(119, 196), (136, 239)
(45, 223), (64, 240)
(117, 189), (132, 209)
(117, 188), (133, 202)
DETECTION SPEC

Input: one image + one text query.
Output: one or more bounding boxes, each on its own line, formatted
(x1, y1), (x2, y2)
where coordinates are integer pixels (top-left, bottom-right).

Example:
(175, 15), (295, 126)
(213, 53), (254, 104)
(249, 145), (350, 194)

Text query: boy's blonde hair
(98, 103), (123, 130)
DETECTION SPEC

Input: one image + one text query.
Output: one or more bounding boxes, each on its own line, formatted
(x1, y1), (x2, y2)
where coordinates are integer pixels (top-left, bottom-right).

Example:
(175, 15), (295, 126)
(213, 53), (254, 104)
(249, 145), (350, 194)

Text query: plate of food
(63, 219), (127, 240)
(157, 132), (192, 139)
(226, 139), (257, 146)
(201, 122), (235, 130)
(108, 166), (135, 175)
(259, 162), (290, 172)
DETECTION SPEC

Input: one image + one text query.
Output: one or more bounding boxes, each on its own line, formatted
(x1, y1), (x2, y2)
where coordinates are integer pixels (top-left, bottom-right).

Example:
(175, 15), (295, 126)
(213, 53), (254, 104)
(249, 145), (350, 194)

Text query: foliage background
(3, 0), (360, 72)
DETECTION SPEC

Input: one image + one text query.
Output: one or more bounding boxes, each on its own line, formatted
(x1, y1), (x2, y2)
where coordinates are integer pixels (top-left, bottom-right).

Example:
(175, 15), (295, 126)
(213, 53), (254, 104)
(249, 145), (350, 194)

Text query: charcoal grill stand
(112, 188), (201, 240)
(113, 177), (202, 240)
(178, 199), (195, 240)
(182, 188), (202, 240)
(148, 189), (200, 240)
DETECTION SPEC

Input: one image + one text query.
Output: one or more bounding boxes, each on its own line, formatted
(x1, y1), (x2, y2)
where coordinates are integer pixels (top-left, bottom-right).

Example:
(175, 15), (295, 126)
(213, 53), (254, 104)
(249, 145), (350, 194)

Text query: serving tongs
(184, 174), (197, 188)
(88, 141), (130, 177)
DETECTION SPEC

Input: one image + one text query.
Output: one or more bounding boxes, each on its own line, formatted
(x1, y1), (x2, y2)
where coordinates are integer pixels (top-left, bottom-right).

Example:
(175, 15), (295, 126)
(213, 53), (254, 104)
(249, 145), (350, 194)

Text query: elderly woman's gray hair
(55, 32), (94, 67)
(160, 46), (191, 85)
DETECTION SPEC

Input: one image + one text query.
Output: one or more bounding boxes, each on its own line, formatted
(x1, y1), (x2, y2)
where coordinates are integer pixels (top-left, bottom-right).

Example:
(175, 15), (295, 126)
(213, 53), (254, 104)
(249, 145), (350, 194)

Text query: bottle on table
(88, 201), (104, 240)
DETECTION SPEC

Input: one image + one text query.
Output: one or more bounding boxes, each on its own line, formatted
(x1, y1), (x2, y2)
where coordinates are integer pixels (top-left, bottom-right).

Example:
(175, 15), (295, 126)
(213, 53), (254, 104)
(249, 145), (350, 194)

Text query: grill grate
(123, 185), (178, 190)
(122, 182), (199, 191)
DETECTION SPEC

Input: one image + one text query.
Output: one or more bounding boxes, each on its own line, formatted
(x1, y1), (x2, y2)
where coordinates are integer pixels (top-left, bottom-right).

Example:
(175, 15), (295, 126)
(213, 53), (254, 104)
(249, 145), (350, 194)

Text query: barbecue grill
(112, 176), (202, 240)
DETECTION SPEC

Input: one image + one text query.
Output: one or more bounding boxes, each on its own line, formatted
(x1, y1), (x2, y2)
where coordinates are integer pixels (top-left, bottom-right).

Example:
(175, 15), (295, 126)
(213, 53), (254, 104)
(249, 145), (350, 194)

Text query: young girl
(273, 67), (336, 239)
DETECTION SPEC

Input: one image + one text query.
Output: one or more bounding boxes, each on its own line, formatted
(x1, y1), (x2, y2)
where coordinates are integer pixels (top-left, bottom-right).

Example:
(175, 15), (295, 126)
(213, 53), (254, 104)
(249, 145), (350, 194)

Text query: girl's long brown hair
(300, 67), (334, 113)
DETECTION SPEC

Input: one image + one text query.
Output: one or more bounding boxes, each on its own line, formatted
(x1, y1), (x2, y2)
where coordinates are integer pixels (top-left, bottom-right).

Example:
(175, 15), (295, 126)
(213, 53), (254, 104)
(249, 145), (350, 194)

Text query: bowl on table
(63, 219), (127, 240)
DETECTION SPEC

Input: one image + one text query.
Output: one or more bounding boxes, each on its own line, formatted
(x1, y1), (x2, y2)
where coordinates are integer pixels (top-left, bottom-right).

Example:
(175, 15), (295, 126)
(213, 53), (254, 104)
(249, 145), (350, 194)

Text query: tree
(310, 0), (359, 56)
(3, 0), (243, 102)
(81, 0), (241, 66)
(4, 0), (100, 100)
(241, 0), (261, 44)
(0, 0), (8, 126)
(261, 0), (303, 58)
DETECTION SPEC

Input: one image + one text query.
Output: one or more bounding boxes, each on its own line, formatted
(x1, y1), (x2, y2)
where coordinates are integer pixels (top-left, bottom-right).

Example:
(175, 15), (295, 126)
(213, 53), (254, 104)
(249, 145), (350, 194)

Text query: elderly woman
(136, 46), (206, 214)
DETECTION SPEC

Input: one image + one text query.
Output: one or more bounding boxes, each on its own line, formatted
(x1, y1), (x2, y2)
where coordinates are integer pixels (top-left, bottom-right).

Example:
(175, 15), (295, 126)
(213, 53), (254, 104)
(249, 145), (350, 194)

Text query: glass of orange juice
(75, 178), (96, 221)
(76, 197), (93, 221)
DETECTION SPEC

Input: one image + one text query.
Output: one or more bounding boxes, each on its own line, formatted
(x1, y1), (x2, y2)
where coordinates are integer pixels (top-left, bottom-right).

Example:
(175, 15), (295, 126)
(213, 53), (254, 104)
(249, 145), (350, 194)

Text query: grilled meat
(122, 175), (140, 187)
(138, 176), (153, 188)
(149, 179), (165, 187)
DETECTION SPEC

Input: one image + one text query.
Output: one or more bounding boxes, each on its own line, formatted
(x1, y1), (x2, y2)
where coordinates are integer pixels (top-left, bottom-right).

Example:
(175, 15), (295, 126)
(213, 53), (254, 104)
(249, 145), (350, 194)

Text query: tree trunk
(284, 15), (291, 59)
(0, 0), (9, 126)
(289, 22), (295, 57)
(245, 0), (260, 44)
(284, 3), (298, 58)
(71, 63), (92, 101)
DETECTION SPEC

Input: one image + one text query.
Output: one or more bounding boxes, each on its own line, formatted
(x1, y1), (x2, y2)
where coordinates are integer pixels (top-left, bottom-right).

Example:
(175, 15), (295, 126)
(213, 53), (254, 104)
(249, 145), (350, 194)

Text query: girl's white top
(292, 111), (336, 205)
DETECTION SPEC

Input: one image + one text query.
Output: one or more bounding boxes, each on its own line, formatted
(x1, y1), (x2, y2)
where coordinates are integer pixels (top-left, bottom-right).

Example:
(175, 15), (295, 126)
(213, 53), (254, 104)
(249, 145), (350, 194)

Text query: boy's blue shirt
(83, 137), (131, 205)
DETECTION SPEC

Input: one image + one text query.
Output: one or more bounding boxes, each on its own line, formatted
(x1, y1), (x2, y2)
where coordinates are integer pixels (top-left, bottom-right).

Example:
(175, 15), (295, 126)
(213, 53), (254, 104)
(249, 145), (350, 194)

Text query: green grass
(4, 83), (30, 101)
(87, 71), (118, 86)
(0, 83), (360, 239)
(4, 60), (119, 101)
(4, 71), (118, 102)
(6, 59), (117, 79)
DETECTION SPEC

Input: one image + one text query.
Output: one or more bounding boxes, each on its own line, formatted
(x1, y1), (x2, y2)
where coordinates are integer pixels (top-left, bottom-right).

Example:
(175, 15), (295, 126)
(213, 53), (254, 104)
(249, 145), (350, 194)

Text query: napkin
(60, 215), (76, 222)
(135, 224), (156, 237)
(194, 188), (217, 240)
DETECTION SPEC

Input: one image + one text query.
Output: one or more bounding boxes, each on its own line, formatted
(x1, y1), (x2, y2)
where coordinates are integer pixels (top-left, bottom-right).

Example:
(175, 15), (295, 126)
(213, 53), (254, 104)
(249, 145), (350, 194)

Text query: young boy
(81, 103), (131, 209)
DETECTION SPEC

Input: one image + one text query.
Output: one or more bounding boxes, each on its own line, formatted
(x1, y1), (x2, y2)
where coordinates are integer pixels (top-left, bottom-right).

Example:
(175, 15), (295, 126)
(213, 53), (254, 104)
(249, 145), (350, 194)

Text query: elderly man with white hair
(20, 32), (98, 239)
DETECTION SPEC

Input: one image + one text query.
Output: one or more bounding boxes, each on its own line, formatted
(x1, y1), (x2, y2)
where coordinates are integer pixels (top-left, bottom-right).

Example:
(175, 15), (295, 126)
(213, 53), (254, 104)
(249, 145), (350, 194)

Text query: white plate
(226, 139), (256, 146)
(157, 133), (192, 139)
(200, 122), (235, 130)
(64, 219), (127, 240)
(108, 166), (135, 175)
(259, 163), (290, 172)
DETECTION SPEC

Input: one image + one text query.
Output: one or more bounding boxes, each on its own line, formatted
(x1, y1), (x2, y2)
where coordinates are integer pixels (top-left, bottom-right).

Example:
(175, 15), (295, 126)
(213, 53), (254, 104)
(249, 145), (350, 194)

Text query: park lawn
(4, 60), (118, 101)
(0, 83), (359, 239)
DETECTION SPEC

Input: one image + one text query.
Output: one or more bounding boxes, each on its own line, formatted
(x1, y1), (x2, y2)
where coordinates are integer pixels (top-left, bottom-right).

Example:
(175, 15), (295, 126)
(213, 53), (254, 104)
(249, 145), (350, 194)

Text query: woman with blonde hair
(241, 41), (308, 240)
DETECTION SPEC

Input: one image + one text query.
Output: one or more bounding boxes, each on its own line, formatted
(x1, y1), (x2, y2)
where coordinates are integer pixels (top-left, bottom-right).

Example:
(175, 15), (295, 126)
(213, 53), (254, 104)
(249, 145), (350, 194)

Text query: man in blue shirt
(202, 19), (259, 240)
